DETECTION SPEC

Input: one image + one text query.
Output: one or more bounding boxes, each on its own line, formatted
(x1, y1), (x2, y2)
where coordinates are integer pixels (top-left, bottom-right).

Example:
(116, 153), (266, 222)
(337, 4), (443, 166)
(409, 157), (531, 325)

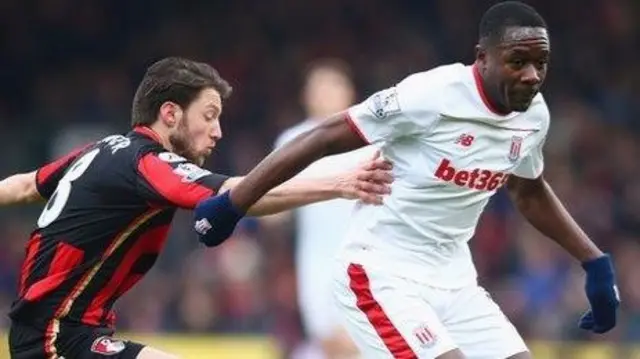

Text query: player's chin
(196, 156), (207, 166)
(510, 98), (533, 112)
(197, 150), (213, 164)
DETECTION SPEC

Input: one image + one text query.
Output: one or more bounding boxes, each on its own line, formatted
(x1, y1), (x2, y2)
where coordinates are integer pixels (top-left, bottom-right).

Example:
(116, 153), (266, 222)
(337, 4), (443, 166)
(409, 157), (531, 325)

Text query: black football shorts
(9, 320), (145, 359)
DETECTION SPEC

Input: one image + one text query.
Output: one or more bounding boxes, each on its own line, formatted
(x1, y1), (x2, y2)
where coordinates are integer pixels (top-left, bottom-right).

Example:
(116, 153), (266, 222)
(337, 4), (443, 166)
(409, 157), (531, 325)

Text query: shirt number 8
(37, 148), (100, 228)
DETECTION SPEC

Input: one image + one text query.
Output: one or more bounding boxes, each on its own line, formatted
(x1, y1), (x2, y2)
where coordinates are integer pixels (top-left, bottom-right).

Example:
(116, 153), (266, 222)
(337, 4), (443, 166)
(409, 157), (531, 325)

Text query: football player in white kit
(195, 2), (621, 358)
(272, 60), (375, 359)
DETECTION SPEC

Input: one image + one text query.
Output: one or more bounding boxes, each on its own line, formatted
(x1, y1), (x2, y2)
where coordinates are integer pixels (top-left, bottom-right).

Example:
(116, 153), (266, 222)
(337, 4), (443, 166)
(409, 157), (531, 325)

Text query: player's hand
(193, 191), (246, 247)
(579, 254), (620, 334)
(336, 150), (393, 205)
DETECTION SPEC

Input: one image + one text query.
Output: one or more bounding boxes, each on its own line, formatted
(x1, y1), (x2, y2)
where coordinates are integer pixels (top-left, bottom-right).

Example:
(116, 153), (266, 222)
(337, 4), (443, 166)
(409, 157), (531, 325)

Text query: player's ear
(159, 102), (181, 128)
(475, 44), (491, 74)
(475, 44), (486, 63)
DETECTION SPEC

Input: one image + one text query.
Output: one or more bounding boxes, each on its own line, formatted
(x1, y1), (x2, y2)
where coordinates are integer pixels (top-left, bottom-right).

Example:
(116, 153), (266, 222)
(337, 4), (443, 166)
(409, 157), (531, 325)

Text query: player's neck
(147, 124), (174, 150)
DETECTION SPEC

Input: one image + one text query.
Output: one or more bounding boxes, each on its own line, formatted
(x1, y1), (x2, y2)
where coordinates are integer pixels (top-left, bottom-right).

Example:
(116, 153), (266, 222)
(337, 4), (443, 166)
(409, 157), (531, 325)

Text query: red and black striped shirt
(11, 126), (228, 331)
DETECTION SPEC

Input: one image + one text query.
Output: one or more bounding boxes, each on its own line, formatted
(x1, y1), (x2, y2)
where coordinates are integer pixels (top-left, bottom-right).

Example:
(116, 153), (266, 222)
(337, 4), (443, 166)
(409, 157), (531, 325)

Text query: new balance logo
(434, 158), (509, 191)
(455, 134), (475, 147)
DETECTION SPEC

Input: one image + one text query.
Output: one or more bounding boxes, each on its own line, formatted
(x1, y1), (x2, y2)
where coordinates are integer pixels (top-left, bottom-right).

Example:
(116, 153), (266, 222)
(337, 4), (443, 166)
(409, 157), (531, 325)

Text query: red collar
(472, 63), (510, 116)
(133, 126), (163, 143)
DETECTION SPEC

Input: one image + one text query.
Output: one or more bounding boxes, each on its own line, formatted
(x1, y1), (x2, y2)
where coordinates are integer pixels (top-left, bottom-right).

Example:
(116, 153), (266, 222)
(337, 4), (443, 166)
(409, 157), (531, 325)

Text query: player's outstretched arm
(507, 175), (619, 334)
(231, 112), (366, 211)
(194, 112), (367, 246)
(219, 150), (392, 216)
(0, 171), (42, 205)
(507, 175), (602, 261)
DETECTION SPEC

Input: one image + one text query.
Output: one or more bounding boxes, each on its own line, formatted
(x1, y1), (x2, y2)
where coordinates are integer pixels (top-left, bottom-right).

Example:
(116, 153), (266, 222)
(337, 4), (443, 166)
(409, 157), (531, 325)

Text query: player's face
(479, 27), (550, 112)
(170, 88), (222, 166)
(303, 68), (355, 117)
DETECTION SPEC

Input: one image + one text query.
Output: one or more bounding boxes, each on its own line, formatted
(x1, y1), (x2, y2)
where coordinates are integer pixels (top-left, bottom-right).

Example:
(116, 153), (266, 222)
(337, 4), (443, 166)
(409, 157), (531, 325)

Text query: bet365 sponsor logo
(434, 158), (509, 191)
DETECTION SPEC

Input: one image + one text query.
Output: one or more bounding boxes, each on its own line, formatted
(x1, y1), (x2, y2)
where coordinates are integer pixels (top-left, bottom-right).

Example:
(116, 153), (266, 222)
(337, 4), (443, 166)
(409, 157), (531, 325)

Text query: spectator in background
(266, 59), (377, 359)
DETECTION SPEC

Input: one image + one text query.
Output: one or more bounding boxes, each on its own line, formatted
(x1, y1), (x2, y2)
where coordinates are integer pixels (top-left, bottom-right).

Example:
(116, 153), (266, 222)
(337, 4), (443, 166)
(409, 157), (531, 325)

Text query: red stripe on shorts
(347, 263), (418, 359)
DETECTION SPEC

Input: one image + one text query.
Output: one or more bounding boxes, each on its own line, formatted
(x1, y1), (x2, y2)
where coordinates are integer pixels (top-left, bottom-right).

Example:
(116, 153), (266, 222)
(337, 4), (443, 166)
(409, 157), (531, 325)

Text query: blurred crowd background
(0, 0), (639, 357)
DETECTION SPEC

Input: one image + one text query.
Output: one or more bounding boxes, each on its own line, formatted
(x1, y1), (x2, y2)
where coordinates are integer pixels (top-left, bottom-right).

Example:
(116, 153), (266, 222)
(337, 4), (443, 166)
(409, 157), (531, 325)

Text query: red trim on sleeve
(472, 63), (510, 116)
(344, 112), (371, 145)
(137, 153), (214, 209)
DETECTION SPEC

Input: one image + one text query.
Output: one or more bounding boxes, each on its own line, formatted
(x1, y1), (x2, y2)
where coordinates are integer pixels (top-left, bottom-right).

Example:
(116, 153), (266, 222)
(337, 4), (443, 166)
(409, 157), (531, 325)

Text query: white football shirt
(339, 63), (550, 288)
(275, 120), (378, 276)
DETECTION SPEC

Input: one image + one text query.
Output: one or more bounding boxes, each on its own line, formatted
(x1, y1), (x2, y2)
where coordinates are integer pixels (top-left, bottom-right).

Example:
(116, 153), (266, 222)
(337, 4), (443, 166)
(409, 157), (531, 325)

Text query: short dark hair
(131, 57), (233, 127)
(479, 1), (547, 45)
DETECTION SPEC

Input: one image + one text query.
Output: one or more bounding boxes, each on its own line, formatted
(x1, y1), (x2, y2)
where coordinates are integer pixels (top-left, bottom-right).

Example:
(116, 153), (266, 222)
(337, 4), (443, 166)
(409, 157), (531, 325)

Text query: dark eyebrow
(506, 48), (550, 57)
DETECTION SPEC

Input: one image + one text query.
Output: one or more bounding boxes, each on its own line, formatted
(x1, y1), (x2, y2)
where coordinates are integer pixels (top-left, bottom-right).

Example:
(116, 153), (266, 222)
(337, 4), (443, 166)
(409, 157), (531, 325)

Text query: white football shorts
(333, 261), (528, 358)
